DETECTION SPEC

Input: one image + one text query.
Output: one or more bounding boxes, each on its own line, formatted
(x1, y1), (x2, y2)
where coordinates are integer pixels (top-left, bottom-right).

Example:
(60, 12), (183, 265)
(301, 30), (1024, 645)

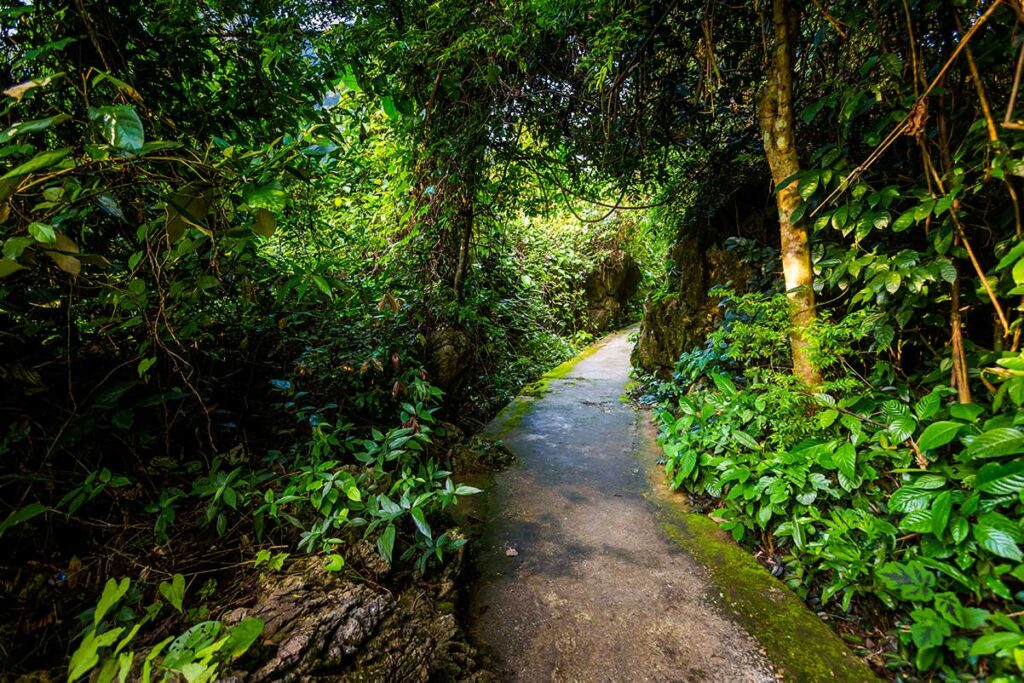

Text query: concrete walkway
(466, 328), (875, 682)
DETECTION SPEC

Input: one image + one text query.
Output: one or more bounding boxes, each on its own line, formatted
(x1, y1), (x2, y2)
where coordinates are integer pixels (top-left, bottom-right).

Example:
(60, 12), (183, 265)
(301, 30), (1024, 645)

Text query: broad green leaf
(0, 257), (25, 277)
(892, 209), (915, 232)
(1, 147), (72, 179)
(165, 184), (212, 242)
(377, 524), (396, 562)
(94, 577), (131, 626)
(252, 208), (277, 237)
(0, 113), (69, 142)
(243, 181), (287, 213)
(410, 507), (432, 539)
(224, 618), (263, 658)
(969, 427), (1024, 458)
(975, 461), (1024, 495)
(27, 221), (55, 243)
(888, 415), (916, 442)
(876, 560), (934, 601)
(899, 509), (932, 533)
(88, 105), (145, 153)
(969, 632), (1024, 656)
(0, 501), (45, 538)
(158, 573), (185, 612)
(917, 421), (962, 451)
(324, 554), (345, 572)
(888, 485), (933, 512)
(973, 523), (1022, 561)
(834, 442), (856, 480)
(930, 491), (951, 536)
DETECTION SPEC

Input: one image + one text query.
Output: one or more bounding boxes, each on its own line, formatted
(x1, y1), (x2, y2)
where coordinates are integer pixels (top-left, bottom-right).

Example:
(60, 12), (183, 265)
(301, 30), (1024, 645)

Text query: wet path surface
(466, 329), (777, 682)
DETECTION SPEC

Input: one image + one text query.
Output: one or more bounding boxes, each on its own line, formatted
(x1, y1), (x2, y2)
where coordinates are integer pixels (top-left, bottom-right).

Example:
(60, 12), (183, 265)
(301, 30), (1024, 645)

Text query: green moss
(485, 396), (535, 439)
(636, 421), (878, 681)
(522, 339), (605, 397)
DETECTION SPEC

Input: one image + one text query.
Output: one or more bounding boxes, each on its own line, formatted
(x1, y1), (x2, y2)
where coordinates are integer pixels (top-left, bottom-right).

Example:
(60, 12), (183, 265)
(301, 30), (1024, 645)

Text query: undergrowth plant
(653, 291), (1024, 677)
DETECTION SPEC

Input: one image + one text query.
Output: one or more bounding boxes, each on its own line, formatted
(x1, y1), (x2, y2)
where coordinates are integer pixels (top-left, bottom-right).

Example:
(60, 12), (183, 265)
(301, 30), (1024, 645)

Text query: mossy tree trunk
(758, 0), (821, 386)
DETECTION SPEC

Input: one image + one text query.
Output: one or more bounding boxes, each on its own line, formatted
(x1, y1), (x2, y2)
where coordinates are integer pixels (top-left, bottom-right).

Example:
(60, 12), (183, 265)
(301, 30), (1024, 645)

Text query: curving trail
(466, 329), (776, 681)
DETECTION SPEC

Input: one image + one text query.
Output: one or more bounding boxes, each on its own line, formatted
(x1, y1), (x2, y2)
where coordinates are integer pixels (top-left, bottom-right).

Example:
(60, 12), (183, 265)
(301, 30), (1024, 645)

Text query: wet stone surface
(466, 330), (777, 682)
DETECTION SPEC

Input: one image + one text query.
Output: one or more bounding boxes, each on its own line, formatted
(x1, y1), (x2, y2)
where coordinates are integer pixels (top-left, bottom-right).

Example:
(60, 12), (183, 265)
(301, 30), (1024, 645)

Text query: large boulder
(227, 548), (489, 682)
(633, 180), (774, 375)
(632, 237), (750, 374)
(427, 326), (472, 392)
(583, 249), (641, 333)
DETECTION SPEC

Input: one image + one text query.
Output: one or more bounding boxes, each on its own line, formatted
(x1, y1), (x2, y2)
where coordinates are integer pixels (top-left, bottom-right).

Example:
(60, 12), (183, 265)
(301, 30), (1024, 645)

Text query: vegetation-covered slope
(1, 0), (1023, 680)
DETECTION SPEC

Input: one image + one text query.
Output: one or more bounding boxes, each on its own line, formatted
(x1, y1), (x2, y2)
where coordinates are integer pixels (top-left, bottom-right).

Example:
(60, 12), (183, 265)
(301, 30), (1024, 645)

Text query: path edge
(635, 411), (881, 682)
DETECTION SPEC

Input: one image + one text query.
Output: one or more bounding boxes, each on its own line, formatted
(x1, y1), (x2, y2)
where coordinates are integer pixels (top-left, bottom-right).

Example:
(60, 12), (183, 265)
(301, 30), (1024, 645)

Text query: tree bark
(758, 0), (821, 386)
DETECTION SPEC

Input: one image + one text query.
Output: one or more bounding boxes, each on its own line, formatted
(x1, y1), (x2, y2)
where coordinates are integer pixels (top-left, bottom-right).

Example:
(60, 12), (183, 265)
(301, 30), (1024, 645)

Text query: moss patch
(636, 417), (879, 682)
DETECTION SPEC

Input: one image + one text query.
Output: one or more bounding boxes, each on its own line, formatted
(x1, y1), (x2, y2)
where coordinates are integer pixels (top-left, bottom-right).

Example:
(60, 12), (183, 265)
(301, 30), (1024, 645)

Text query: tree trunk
(758, 0), (821, 386)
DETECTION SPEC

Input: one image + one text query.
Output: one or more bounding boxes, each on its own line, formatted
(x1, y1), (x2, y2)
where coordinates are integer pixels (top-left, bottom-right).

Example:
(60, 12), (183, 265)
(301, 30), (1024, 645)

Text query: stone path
(466, 329), (777, 682)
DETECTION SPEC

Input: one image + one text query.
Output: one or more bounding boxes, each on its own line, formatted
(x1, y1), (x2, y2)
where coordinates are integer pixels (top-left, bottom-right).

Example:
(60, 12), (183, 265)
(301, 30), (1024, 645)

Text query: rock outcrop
(632, 236), (750, 374)
(427, 326), (472, 392)
(633, 182), (773, 375)
(583, 249), (641, 333)
(228, 546), (490, 682)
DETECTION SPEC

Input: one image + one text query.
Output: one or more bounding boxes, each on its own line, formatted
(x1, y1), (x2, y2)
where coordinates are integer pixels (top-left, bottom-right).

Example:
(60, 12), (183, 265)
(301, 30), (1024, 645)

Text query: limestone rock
(428, 327), (472, 391)
(228, 556), (489, 682)
(583, 249), (641, 333)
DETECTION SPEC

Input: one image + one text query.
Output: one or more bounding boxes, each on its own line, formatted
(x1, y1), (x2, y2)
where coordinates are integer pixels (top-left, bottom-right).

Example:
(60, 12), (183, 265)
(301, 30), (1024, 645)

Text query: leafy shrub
(654, 292), (1024, 677)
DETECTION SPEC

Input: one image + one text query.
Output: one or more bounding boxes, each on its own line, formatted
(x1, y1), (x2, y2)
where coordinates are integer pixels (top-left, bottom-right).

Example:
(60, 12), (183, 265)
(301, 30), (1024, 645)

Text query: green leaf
(969, 427), (1024, 458)
(381, 95), (400, 121)
(137, 357), (156, 377)
(0, 501), (45, 538)
(834, 442), (856, 480)
(1, 147), (72, 179)
(158, 574), (185, 612)
(969, 632), (1023, 656)
(345, 485), (361, 502)
(732, 430), (760, 451)
(973, 523), (1022, 561)
(949, 403), (983, 422)
(243, 181), (287, 213)
(996, 240), (1024, 270)
(455, 484), (483, 495)
(0, 113), (70, 142)
(910, 609), (951, 649)
(0, 258), (25, 277)
(798, 172), (819, 200)
(892, 209), (916, 232)
(975, 461), (1024, 495)
(94, 577), (131, 626)
(377, 524), (396, 562)
(252, 208), (277, 237)
(410, 507), (432, 539)
(876, 560), (935, 601)
(817, 409), (838, 428)
(88, 105), (145, 153)
(899, 509), (933, 533)
(324, 553), (345, 572)
(224, 618), (263, 659)
(889, 485), (934, 512)
(163, 621), (222, 670)
(930, 491), (951, 536)
(888, 415), (916, 443)
(917, 421), (962, 451)
(1014, 258), (1024, 286)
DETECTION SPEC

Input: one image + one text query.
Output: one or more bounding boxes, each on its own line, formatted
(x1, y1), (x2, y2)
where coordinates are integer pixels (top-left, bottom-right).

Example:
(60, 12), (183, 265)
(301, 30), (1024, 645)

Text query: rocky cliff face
(633, 183), (773, 375)
(583, 249), (642, 333)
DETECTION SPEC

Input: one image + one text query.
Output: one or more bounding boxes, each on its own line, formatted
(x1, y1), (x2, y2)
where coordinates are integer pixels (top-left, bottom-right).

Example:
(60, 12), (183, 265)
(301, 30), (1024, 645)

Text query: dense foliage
(645, 0), (1024, 678)
(2, 0), (1024, 679)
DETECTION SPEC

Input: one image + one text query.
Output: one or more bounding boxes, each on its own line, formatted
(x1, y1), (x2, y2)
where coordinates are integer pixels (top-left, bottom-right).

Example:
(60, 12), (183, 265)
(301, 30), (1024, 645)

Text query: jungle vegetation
(1, 0), (1023, 680)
